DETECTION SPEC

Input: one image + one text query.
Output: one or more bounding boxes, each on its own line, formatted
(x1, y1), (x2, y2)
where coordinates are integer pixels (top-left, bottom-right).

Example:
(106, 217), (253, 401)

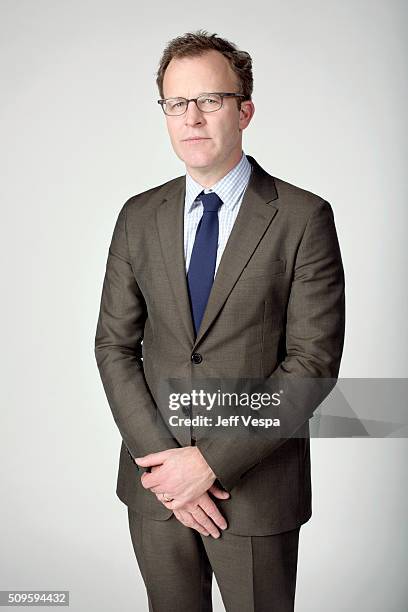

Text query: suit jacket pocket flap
(239, 258), (286, 280)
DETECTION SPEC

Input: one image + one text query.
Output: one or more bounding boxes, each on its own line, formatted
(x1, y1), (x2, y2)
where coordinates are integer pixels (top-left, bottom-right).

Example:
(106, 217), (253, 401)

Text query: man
(95, 30), (345, 612)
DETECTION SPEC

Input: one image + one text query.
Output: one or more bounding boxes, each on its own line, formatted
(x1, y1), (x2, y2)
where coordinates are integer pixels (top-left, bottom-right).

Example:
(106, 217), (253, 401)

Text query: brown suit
(94, 155), (345, 609)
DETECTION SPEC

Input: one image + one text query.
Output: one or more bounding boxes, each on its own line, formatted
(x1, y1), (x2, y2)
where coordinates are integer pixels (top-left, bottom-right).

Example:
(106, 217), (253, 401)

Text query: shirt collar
(185, 151), (252, 213)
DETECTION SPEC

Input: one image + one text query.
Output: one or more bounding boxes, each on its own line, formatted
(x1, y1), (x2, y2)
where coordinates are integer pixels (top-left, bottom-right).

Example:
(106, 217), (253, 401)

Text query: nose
(184, 100), (205, 127)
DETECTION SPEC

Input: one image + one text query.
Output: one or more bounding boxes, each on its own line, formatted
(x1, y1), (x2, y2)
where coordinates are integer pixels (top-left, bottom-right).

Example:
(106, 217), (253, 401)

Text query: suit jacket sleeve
(196, 200), (346, 491)
(94, 200), (180, 459)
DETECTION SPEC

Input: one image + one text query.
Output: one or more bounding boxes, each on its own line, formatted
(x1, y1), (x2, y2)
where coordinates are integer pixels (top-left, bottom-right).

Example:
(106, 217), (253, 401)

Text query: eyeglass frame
(157, 92), (246, 116)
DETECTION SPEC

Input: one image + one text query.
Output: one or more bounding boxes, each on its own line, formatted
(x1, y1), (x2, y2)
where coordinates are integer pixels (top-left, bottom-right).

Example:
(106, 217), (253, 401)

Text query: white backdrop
(1, 1), (407, 610)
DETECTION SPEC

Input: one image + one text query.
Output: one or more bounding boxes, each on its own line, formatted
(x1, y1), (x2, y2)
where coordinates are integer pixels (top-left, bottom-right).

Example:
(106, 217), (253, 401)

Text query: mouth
(182, 137), (210, 143)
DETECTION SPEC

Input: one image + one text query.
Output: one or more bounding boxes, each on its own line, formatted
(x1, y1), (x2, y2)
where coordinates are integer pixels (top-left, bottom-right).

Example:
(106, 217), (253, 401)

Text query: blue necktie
(187, 191), (223, 337)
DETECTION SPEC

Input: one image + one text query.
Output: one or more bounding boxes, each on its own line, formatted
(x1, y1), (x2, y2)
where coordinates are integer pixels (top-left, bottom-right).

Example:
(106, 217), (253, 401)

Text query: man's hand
(158, 485), (229, 538)
(135, 447), (218, 509)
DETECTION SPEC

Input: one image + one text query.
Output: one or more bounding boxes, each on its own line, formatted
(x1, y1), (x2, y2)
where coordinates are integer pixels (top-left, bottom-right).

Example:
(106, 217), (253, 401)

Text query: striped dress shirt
(184, 151), (252, 276)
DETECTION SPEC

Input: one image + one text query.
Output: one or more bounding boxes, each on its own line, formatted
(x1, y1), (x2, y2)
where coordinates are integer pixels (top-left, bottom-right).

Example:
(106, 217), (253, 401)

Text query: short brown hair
(156, 30), (253, 107)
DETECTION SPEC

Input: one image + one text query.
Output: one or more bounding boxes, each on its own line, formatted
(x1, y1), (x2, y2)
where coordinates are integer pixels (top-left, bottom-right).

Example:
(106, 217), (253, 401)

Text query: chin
(183, 152), (215, 169)
(176, 142), (216, 167)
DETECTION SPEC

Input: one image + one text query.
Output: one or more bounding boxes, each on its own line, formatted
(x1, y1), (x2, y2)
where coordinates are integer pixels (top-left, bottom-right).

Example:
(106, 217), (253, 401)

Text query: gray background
(1, 0), (407, 610)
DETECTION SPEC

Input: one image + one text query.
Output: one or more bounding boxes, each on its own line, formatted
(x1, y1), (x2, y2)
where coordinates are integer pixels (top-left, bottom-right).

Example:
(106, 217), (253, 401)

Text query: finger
(174, 510), (210, 537)
(199, 498), (227, 531)
(140, 472), (161, 490)
(178, 511), (210, 536)
(164, 497), (187, 511)
(174, 510), (188, 523)
(208, 484), (230, 499)
(134, 451), (169, 467)
(190, 506), (221, 538)
(148, 485), (167, 494)
(154, 492), (176, 509)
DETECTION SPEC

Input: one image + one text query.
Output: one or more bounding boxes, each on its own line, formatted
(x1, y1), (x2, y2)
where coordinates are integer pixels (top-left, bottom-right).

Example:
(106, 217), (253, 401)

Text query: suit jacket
(94, 155), (345, 536)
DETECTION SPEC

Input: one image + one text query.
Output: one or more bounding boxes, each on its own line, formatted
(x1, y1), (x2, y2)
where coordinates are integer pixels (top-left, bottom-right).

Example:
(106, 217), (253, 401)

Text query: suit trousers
(127, 507), (300, 612)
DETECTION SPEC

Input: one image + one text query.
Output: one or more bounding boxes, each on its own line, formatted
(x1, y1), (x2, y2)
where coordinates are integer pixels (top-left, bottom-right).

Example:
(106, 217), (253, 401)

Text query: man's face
(162, 50), (254, 177)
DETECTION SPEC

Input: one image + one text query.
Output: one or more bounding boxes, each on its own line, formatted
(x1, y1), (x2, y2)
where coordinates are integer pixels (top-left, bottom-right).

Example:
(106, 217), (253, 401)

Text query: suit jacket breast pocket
(239, 258), (286, 281)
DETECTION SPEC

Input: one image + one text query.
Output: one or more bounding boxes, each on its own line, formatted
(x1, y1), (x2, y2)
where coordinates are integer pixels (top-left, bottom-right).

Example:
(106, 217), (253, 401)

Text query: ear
(239, 100), (255, 130)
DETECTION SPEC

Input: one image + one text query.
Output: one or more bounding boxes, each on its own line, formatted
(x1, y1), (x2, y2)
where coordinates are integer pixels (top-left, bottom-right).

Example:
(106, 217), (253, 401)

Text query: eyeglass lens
(164, 93), (223, 115)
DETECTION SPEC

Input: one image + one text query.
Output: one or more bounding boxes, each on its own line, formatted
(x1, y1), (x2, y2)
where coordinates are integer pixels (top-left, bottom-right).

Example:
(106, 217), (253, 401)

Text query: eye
(168, 99), (186, 110)
(202, 97), (218, 105)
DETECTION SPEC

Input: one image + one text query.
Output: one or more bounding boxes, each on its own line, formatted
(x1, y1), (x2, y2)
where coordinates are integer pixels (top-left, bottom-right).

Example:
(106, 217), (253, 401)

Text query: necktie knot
(199, 191), (223, 213)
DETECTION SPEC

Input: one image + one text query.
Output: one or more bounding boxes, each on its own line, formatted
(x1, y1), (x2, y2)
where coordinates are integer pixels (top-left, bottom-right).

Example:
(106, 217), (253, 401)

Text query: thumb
(208, 483), (230, 499)
(134, 451), (168, 467)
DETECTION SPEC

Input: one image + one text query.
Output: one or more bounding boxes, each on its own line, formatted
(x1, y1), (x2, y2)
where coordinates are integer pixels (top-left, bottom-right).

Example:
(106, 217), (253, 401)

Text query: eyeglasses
(157, 92), (246, 116)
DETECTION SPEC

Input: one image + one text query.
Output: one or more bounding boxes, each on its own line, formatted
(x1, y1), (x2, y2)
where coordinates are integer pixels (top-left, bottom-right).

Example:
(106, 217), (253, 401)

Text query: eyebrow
(164, 92), (222, 99)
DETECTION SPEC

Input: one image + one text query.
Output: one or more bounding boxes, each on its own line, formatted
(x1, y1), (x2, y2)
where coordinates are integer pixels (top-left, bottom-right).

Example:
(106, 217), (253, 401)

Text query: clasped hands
(134, 447), (229, 538)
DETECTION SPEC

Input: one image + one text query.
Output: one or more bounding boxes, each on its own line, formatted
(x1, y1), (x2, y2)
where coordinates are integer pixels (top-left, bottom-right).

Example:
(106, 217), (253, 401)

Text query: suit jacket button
(191, 352), (203, 364)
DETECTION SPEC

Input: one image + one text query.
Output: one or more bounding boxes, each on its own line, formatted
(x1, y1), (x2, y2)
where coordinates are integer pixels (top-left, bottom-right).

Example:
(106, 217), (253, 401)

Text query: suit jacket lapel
(156, 179), (196, 345)
(192, 157), (279, 349)
(156, 156), (280, 350)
